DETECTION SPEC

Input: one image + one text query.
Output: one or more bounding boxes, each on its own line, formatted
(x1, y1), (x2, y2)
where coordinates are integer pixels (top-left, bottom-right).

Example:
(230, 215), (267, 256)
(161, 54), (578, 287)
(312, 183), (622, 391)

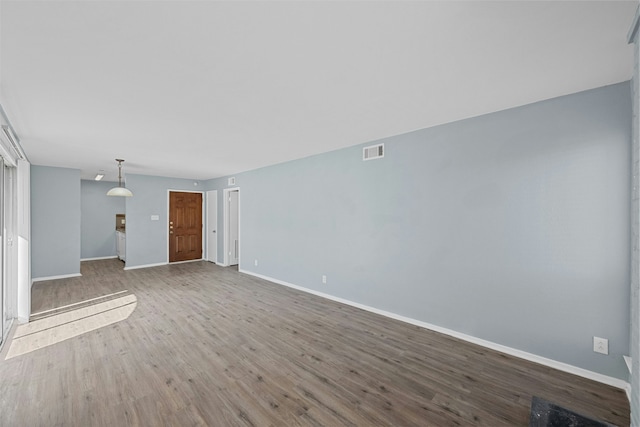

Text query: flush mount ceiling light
(106, 159), (133, 197)
(94, 171), (105, 181)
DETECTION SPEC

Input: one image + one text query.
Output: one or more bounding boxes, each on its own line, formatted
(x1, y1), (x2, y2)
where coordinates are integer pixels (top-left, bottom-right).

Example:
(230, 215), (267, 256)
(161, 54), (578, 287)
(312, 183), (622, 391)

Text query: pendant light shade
(106, 186), (133, 197)
(107, 159), (133, 197)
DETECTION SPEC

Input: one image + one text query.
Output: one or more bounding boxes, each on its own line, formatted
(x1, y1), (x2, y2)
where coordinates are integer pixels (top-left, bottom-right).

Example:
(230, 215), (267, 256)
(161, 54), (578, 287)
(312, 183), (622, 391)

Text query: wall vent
(228, 177), (236, 186)
(363, 143), (384, 161)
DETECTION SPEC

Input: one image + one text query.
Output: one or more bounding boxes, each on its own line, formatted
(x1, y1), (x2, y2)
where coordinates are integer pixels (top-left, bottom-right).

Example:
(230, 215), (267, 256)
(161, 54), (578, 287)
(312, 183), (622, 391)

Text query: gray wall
(31, 165), (81, 279)
(205, 82), (632, 380)
(80, 180), (125, 259)
(124, 174), (203, 268)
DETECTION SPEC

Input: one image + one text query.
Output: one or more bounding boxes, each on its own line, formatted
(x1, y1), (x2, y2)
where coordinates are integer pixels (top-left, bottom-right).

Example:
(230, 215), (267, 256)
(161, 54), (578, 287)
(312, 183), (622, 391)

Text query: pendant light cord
(116, 159), (124, 187)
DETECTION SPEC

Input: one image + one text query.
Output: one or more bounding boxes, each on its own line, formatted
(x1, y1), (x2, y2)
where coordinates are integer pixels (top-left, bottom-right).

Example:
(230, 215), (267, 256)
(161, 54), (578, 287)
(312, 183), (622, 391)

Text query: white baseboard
(0, 318), (14, 354)
(32, 273), (82, 282)
(124, 259), (206, 271)
(168, 258), (203, 265)
(240, 269), (630, 393)
(81, 256), (118, 261)
(123, 262), (167, 271)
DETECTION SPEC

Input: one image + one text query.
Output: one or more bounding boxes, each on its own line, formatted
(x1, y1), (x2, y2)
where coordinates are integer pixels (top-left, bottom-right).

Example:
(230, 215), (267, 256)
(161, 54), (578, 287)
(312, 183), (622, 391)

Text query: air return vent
(363, 143), (384, 161)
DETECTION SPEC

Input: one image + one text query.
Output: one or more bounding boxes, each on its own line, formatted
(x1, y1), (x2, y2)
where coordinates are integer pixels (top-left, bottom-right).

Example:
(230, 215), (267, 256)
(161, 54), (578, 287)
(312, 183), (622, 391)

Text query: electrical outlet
(593, 336), (609, 355)
(322, 275), (327, 284)
(254, 259), (258, 266)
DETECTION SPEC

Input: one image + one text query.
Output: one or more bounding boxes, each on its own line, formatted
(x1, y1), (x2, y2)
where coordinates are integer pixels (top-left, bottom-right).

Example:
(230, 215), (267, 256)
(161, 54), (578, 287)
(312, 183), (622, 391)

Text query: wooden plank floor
(0, 259), (630, 426)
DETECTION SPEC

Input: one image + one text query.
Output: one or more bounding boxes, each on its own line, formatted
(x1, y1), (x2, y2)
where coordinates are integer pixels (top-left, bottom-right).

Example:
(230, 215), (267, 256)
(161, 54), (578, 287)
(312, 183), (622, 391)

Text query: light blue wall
(31, 165), (81, 279)
(124, 174), (203, 268)
(80, 180), (125, 259)
(205, 82), (632, 380)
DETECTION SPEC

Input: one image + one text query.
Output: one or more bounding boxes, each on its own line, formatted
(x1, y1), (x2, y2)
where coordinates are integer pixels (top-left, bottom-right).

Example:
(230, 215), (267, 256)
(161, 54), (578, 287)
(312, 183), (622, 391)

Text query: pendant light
(107, 159), (133, 197)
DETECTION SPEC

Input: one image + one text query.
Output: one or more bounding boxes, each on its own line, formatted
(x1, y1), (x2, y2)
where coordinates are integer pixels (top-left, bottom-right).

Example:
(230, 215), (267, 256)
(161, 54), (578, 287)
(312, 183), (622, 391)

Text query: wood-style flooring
(0, 259), (630, 426)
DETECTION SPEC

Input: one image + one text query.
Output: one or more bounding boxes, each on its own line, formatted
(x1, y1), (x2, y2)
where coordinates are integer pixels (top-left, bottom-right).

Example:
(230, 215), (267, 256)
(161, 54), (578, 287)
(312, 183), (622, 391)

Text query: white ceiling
(0, 1), (636, 181)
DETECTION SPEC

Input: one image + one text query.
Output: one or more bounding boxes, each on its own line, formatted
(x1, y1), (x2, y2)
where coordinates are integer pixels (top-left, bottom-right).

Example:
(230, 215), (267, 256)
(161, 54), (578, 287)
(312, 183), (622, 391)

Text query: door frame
(206, 190), (217, 263)
(3, 164), (16, 336)
(222, 187), (240, 267)
(166, 189), (204, 264)
(0, 159), (4, 345)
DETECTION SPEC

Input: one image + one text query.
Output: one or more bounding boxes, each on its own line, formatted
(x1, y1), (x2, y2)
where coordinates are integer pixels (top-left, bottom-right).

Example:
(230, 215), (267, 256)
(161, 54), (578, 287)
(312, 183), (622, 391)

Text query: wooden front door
(169, 191), (203, 262)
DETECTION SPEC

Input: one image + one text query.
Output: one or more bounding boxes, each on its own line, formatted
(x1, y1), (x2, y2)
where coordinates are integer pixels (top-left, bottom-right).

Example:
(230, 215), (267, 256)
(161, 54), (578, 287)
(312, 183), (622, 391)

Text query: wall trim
(205, 190), (218, 263)
(32, 273), (82, 282)
(240, 268), (630, 392)
(628, 5), (640, 43)
(124, 259), (204, 270)
(0, 318), (14, 353)
(123, 262), (167, 271)
(222, 187), (241, 267)
(168, 258), (203, 265)
(80, 256), (118, 262)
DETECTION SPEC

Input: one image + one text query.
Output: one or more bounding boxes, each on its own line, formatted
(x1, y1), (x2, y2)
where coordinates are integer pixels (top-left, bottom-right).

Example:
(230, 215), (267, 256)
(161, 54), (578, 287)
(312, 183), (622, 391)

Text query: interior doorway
(223, 188), (239, 266)
(0, 158), (4, 346)
(168, 191), (203, 263)
(206, 190), (217, 263)
(0, 159), (14, 346)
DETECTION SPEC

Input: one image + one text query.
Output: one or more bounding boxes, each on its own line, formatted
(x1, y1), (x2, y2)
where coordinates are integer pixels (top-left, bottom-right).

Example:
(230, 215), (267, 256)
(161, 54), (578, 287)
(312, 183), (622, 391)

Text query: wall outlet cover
(593, 336), (609, 355)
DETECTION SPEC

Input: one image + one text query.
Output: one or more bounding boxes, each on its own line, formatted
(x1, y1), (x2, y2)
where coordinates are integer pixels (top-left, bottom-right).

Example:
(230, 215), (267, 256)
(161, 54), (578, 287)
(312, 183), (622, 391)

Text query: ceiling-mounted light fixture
(106, 159), (133, 197)
(94, 171), (105, 181)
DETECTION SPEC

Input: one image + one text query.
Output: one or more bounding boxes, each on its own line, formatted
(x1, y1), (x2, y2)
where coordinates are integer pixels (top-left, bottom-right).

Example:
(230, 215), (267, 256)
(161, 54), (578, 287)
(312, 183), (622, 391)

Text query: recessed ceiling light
(94, 173), (104, 181)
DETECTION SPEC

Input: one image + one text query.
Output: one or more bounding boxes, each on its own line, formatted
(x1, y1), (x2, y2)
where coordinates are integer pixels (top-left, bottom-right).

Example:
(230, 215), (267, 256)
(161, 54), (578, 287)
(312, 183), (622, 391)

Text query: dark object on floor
(529, 396), (616, 427)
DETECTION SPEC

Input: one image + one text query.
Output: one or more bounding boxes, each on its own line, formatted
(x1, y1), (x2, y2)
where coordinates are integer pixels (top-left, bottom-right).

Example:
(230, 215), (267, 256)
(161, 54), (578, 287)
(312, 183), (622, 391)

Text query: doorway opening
(168, 191), (203, 263)
(223, 187), (239, 267)
(1, 159), (17, 347)
(0, 158), (5, 346)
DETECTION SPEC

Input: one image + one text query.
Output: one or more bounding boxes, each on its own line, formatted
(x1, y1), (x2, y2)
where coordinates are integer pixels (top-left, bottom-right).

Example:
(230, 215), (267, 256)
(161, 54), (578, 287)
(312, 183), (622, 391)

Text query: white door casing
(222, 187), (240, 267)
(228, 190), (239, 266)
(206, 190), (217, 263)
